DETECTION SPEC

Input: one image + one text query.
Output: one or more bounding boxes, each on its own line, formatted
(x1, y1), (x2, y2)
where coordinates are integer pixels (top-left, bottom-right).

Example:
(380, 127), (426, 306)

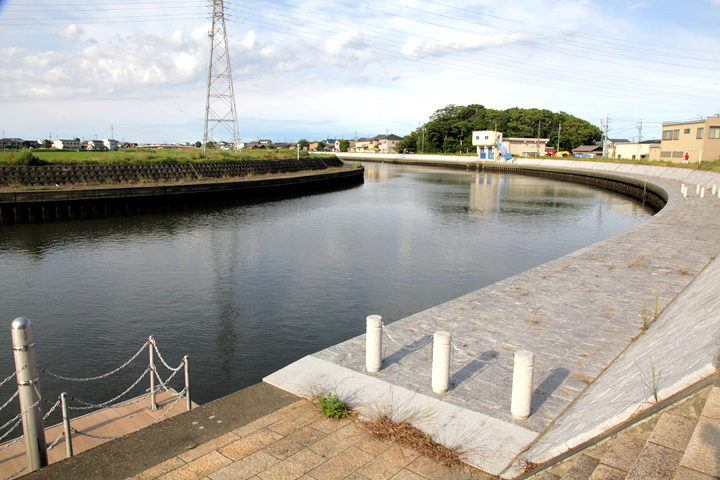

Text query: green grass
(0, 148), (311, 166)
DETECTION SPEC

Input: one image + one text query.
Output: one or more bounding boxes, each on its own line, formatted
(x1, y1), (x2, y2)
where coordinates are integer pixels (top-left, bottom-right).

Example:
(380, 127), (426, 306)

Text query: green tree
(194, 141), (202, 148)
(339, 140), (350, 152)
(297, 139), (309, 150)
(316, 141), (326, 151)
(397, 104), (601, 154)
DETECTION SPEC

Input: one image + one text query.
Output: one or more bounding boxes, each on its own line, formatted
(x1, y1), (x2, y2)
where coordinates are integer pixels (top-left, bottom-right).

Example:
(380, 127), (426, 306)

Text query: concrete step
(531, 384), (719, 480)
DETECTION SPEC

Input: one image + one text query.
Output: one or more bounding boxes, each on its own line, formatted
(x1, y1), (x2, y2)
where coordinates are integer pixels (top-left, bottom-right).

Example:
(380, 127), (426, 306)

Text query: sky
(0, 0), (719, 144)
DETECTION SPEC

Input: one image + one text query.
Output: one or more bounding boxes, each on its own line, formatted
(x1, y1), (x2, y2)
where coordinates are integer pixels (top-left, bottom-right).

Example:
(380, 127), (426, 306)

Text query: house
(86, 139), (107, 151)
(0, 138), (24, 150)
(613, 140), (661, 160)
(472, 131), (548, 159)
(103, 139), (118, 151)
(375, 134), (402, 153)
(572, 145), (604, 157)
(52, 139), (81, 150)
(651, 117), (720, 163)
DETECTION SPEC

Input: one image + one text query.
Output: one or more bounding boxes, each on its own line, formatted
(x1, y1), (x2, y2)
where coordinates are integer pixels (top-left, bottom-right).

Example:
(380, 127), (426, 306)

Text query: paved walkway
(266, 160), (720, 477)
(128, 398), (490, 480)
(529, 383), (720, 480)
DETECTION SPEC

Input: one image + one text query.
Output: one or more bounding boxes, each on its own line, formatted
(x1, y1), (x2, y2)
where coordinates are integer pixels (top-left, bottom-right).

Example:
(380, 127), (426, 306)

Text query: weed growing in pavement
(317, 392), (349, 419)
(636, 357), (663, 404)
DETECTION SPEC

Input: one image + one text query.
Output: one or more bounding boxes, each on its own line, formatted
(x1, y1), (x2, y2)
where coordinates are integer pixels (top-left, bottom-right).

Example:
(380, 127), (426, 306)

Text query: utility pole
(557, 123), (562, 155)
(203, 0), (240, 155)
(636, 121), (643, 160)
(422, 124), (426, 153)
(111, 125), (114, 140)
(602, 115), (610, 158)
(536, 121), (542, 157)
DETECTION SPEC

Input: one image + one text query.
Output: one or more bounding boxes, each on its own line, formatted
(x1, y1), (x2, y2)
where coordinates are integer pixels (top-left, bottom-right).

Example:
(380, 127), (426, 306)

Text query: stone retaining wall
(0, 157), (344, 187)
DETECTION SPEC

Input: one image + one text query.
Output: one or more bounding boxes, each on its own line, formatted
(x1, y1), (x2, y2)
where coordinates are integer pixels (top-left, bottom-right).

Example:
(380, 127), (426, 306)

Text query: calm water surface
(0, 163), (653, 424)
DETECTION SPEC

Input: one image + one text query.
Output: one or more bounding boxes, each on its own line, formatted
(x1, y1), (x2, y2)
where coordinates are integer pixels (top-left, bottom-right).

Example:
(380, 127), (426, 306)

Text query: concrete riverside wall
(0, 163), (362, 224)
(267, 155), (720, 477)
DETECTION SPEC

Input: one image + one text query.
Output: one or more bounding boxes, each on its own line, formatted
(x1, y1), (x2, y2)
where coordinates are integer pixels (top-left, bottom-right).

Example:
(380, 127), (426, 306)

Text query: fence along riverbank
(0, 318), (190, 479)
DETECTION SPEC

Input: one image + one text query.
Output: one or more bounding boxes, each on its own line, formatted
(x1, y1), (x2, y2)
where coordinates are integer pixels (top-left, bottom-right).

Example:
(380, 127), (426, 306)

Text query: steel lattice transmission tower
(203, 0), (240, 154)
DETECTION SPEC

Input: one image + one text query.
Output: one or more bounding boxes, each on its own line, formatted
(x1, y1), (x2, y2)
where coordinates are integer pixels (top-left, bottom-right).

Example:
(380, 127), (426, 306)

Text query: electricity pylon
(203, 0), (240, 155)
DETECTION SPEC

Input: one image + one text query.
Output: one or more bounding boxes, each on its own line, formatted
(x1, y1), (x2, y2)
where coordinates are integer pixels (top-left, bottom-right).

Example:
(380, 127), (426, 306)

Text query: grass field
(0, 148), (311, 166)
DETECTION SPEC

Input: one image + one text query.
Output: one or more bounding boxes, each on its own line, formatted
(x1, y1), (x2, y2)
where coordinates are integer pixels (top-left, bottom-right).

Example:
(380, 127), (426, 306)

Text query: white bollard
(431, 331), (451, 394)
(365, 315), (383, 373)
(696, 184), (701, 195)
(713, 185), (717, 195)
(701, 187), (705, 198)
(681, 184), (685, 194)
(511, 350), (535, 420)
(11, 317), (48, 471)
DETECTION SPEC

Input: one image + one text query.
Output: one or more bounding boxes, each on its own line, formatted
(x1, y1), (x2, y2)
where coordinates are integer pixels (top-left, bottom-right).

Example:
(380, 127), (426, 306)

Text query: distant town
(0, 134), (405, 155)
(2, 115), (719, 165)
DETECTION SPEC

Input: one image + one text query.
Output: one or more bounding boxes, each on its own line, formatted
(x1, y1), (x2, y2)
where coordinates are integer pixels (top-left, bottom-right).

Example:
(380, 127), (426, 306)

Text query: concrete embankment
(0, 159), (363, 224)
(268, 155), (720, 477)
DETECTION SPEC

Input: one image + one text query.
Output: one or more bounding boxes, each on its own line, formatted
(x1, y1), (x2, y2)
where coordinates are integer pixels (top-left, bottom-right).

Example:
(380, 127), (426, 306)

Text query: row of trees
(396, 105), (603, 154)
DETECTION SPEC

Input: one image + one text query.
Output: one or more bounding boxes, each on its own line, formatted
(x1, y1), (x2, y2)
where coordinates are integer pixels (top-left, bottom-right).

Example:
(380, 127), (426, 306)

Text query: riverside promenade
(266, 157), (720, 477)
(20, 158), (720, 479)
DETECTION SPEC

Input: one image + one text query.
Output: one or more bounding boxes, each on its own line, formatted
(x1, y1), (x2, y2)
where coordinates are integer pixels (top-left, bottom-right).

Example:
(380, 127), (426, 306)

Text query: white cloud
(56, 24), (84, 44)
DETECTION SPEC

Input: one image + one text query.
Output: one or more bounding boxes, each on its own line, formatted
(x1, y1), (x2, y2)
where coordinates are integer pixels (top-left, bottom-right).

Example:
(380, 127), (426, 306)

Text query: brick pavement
(128, 399), (490, 480)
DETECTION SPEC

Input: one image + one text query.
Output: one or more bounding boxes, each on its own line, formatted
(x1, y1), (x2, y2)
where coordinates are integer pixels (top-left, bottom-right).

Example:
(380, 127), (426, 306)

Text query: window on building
(684, 128), (691, 134)
(662, 130), (673, 140)
(709, 127), (720, 139)
(673, 130), (680, 140)
(697, 128), (704, 139)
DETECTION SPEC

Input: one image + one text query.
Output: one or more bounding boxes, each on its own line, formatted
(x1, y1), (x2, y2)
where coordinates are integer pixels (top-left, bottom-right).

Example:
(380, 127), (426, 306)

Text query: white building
(102, 139), (118, 151)
(52, 139), (81, 150)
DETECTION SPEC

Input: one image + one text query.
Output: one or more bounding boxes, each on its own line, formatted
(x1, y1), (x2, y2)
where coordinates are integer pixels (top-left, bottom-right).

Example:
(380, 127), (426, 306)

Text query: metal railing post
(148, 336), (157, 411)
(184, 355), (191, 411)
(11, 317), (48, 471)
(60, 392), (73, 458)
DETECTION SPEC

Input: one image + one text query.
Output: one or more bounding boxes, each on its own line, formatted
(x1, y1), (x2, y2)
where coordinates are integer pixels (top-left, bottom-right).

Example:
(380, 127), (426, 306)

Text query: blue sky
(1, 0), (719, 144)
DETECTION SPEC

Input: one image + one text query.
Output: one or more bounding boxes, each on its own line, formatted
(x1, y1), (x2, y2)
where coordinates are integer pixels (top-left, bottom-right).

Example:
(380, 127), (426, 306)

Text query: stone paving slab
(266, 161), (720, 477)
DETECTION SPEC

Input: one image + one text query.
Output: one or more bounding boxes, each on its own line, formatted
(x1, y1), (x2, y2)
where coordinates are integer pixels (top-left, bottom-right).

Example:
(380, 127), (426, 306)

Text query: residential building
(472, 131), (548, 159)
(103, 139), (118, 151)
(655, 117), (720, 163)
(612, 140), (661, 160)
(52, 139), (81, 150)
(0, 138), (24, 149)
(376, 134), (402, 153)
(86, 139), (107, 151)
(572, 145), (604, 157)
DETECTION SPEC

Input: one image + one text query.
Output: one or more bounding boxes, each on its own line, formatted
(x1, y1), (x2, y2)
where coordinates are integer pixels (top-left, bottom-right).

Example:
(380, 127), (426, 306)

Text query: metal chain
(0, 418), (23, 443)
(0, 391), (19, 413)
(0, 435), (22, 452)
(0, 369), (18, 390)
(150, 340), (184, 373)
(39, 342), (148, 382)
(2, 465), (27, 480)
(42, 397), (62, 420)
(451, 342), (475, 360)
(148, 388), (186, 426)
(152, 363), (184, 393)
(68, 369), (149, 410)
(382, 324), (433, 351)
(46, 430), (64, 451)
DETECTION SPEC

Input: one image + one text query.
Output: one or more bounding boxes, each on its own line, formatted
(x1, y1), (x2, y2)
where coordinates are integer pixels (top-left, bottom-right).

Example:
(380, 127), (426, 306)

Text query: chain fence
(380, 322), (476, 365)
(0, 336), (189, 475)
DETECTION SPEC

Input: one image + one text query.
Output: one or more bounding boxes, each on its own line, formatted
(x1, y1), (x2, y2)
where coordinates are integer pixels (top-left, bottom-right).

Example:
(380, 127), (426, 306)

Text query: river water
(0, 162), (654, 426)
